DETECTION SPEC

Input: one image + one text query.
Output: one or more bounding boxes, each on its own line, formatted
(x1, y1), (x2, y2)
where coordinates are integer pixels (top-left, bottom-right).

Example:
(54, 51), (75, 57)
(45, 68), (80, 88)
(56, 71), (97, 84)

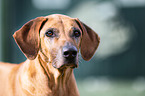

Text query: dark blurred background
(0, 0), (145, 96)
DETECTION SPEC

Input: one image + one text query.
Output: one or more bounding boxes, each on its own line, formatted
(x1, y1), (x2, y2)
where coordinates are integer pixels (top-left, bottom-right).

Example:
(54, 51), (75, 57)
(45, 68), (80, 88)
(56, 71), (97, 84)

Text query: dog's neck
(18, 55), (79, 96)
(37, 55), (79, 96)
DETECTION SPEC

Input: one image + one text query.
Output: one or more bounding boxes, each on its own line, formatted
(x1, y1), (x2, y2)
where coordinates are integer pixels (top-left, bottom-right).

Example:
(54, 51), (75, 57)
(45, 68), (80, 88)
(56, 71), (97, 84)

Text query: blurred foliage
(77, 77), (145, 96)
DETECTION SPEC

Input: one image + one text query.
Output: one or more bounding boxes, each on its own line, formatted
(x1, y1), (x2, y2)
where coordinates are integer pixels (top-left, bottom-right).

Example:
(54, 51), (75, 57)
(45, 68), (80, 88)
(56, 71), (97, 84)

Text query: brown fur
(0, 14), (100, 96)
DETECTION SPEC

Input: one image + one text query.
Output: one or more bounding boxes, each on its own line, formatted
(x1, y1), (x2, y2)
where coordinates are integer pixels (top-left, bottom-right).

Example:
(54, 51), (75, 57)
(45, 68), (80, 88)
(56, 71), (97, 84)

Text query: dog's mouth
(52, 60), (78, 69)
(59, 63), (78, 69)
(52, 57), (78, 69)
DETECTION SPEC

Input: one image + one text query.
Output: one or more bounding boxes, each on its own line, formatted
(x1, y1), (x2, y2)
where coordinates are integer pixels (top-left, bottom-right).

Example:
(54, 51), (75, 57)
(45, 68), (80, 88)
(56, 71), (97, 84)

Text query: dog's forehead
(44, 14), (77, 27)
(45, 14), (72, 20)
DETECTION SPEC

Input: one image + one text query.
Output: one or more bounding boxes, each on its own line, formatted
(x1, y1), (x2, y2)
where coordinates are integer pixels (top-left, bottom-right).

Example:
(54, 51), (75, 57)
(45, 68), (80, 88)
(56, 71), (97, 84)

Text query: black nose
(63, 46), (78, 59)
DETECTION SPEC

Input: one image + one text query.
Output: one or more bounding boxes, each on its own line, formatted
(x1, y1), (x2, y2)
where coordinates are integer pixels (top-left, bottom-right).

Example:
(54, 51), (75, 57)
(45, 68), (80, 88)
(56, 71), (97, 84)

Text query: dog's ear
(13, 17), (48, 60)
(75, 18), (100, 61)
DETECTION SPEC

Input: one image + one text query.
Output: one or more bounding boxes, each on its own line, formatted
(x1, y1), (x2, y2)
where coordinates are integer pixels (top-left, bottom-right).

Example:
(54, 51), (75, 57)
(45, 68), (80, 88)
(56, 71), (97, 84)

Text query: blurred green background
(0, 0), (145, 96)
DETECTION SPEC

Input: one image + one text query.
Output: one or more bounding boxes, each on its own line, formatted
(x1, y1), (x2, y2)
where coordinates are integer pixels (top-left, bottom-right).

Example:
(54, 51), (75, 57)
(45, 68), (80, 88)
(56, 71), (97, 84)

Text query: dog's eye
(74, 30), (81, 37)
(45, 30), (54, 37)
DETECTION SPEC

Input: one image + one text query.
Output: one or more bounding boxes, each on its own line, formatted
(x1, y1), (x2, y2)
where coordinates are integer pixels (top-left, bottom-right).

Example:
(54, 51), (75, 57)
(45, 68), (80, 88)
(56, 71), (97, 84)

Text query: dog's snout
(63, 46), (77, 59)
(63, 50), (77, 58)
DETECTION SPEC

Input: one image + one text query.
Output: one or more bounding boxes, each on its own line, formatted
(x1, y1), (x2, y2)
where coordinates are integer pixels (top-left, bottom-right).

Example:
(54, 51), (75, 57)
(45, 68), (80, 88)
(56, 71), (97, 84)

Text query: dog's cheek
(44, 38), (51, 49)
(40, 38), (52, 58)
(74, 37), (81, 51)
(50, 48), (61, 68)
(53, 49), (61, 68)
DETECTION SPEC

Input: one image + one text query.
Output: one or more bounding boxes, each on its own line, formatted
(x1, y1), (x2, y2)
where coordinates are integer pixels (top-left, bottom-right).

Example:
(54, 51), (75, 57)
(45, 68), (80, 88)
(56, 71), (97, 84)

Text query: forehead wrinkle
(58, 16), (67, 38)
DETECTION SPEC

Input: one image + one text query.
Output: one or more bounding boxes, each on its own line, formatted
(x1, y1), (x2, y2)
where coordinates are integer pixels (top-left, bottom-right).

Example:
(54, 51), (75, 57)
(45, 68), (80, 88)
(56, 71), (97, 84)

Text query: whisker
(78, 55), (83, 64)
(78, 59), (82, 64)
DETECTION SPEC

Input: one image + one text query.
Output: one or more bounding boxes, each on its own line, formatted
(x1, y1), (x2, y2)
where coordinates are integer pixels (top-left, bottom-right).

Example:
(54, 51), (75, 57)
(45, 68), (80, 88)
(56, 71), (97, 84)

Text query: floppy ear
(75, 19), (100, 61)
(13, 17), (48, 60)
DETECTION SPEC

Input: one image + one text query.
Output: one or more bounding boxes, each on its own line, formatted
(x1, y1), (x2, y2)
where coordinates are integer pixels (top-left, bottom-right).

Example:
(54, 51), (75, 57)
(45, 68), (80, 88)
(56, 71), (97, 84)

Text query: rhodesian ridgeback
(0, 14), (100, 96)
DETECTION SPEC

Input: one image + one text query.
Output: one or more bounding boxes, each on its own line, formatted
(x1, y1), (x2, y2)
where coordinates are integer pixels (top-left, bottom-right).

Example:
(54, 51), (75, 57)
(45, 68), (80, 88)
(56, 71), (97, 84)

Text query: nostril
(63, 51), (77, 58)
(62, 45), (78, 58)
(63, 51), (69, 57)
(72, 51), (77, 57)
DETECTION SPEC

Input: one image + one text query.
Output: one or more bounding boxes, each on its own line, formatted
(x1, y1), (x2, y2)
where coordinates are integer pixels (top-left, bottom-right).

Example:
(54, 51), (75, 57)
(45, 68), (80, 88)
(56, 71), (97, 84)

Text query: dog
(0, 14), (100, 96)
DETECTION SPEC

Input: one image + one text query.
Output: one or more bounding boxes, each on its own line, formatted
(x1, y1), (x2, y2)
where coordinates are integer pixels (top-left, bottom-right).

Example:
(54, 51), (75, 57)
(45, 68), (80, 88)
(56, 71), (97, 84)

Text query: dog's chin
(52, 63), (78, 70)
(52, 57), (78, 70)
(59, 63), (78, 69)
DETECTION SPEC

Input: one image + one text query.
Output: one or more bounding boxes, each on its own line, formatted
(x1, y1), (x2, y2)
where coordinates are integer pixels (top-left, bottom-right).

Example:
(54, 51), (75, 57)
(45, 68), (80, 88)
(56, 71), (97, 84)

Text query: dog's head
(13, 14), (100, 69)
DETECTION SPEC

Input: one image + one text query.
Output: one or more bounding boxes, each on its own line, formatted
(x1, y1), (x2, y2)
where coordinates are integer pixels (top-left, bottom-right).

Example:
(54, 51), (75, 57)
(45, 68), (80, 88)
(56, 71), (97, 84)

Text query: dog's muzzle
(61, 45), (78, 69)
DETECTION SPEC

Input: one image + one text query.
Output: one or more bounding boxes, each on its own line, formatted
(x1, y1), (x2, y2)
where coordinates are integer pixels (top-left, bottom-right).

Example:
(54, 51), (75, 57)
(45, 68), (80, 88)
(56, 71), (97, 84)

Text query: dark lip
(52, 59), (78, 69)
(59, 63), (78, 70)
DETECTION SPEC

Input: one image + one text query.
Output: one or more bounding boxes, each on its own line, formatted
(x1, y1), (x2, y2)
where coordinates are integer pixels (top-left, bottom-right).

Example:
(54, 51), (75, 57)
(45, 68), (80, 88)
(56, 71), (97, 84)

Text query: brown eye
(45, 31), (53, 37)
(74, 30), (81, 37)
(45, 29), (55, 37)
